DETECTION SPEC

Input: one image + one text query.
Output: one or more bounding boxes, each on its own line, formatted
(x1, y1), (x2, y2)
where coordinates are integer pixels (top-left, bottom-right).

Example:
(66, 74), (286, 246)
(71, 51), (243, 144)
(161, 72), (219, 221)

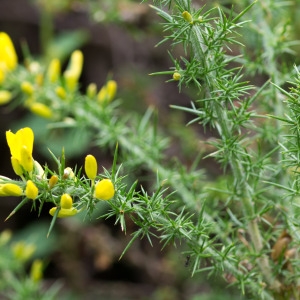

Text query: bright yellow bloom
(97, 80), (117, 103)
(11, 157), (23, 176)
(0, 32), (17, 84)
(30, 259), (43, 283)
(0, 90), (12, 105)
(85, 154), (97, 180)
(64, 50), (83, 92)
(0, 183), (23, 197)
(29, 102), (53, 119)
(94, 179), (115, 200)
(47, 58), (61, 83)
(6, 127), (34, 174)
(49, 193), (78, 218)
(25, 180), (38, 200)
(12, 241), (35, 262)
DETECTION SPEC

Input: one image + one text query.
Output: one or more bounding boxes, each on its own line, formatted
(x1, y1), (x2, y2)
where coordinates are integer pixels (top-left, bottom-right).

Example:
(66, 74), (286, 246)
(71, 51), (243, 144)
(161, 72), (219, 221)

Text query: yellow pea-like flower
(173, 72), (181, 81)
(55, 86), (67, 100)
(0, 183), (23, 197)
(85, 154), (97, 180)
(25, 180), (38, 200)
(49, 193), (78, 218)
(94, 179), (115, 201)
(0, 32), (18, 79)
(20, 145), (34, 173)
(21, 81), (34, 95)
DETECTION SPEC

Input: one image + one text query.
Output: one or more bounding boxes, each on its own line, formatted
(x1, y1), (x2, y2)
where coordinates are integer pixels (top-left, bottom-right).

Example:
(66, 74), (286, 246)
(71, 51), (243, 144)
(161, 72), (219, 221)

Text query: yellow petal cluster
(49, 193), (78, 218)
(0, 32), (17, 84)
(94, 179), (115, 200)
(6, 127), (34, 174)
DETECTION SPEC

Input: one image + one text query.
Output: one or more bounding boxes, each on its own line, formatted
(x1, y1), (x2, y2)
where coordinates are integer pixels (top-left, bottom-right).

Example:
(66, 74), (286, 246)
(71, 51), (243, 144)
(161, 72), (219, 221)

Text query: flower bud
(47, 58), (61, 83)
(0, 90), (12, 105)
(182, 11), (193, 24)
(86, 83), (97, 98)
(55, 86), (67, 99)
(85, 154), (97, 180)
(94, 179), (115, 200)
(173, 72), (181, 81)
(21, 81), (34, 95)
(29, 102), (53, 119)
(49, 175), (58, 189)
(30, 259), (43, 283)
(25, 180), (38, 200)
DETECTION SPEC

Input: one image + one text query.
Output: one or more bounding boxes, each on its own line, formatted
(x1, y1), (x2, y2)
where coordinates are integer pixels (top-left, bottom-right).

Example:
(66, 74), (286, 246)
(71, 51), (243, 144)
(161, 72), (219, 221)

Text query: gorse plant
(1, 0), (300, 299)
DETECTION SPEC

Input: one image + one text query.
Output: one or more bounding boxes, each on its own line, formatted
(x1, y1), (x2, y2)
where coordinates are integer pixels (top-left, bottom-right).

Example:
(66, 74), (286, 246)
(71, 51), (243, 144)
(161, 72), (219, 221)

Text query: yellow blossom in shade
(25, 180), (38, 200)
(6, 127), (34, 175)
(63, 50), (83, 92)
(12, 241), (35, 262)
(94, 179), (115, 200)
(0, 32), (18, 75)
(0, 90), (12, 105)
(55, 86), (67, 99)
(0, 183), (23, 196)
(49, 175), (58, 189)
(21, 81), (34, 95)
(85, 154), (97, 180)
(49, 193), (78, 218)
(47, 58), (61, 83)
(30, 259), (43, 283)
(97, 80), (117, 103)
(29, 102), (53, 119)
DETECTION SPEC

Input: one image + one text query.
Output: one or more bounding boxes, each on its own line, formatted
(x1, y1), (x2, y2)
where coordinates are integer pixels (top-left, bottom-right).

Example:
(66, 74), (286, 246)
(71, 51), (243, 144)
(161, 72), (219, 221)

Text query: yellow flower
(25, 180), (38, 200)
(97, 80), (117, 103)
(29, 102), (53, 119)
(85, 154), (97, 180)
(47, 58), (61, 83)
(30, 259), (43, 283)
(0, 32), (17, 84)
(6, 127), (34, 174)
(0, 90), (12, 105)
(0, 183), (23, 197)
(12, 241), (35, 262)
(55, 86), (67, 99)
(94, 179), (115, 200)
(63, 50), (83, 92)
(49, 193), (78, 218)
